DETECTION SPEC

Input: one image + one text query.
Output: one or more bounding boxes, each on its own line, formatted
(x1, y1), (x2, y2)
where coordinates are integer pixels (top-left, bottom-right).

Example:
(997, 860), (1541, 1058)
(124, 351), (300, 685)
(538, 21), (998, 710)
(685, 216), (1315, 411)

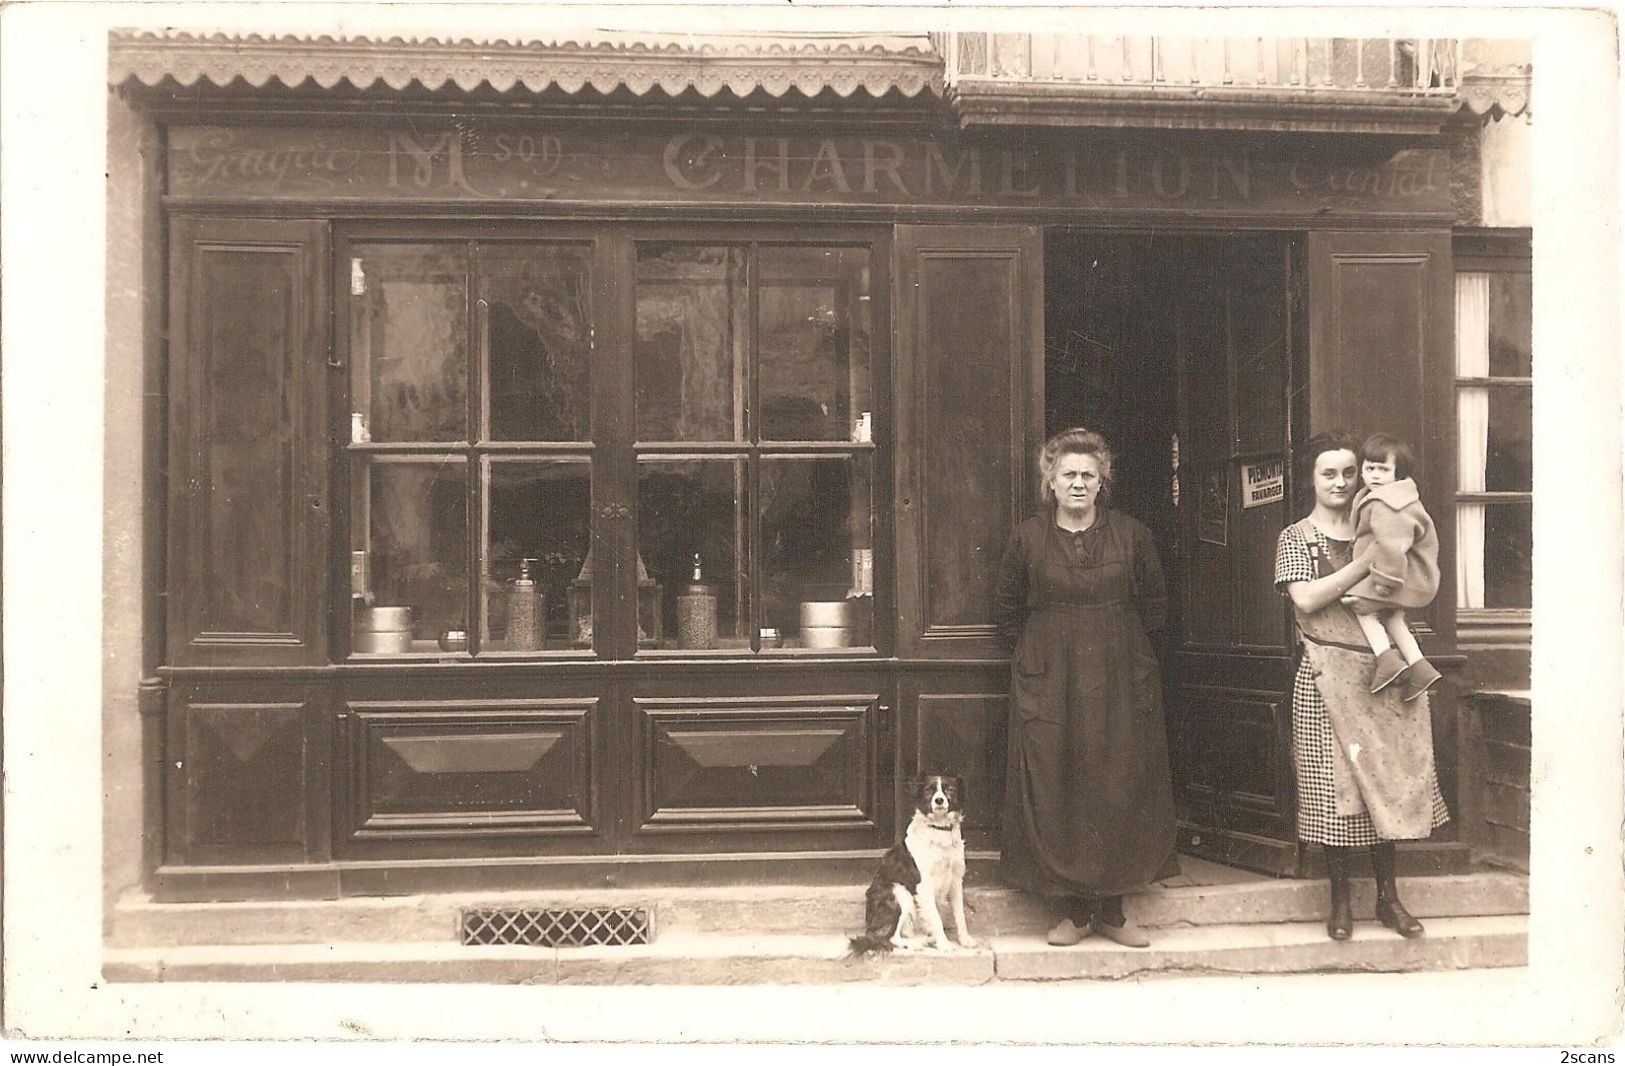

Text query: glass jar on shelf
(506, 557), (543, 651)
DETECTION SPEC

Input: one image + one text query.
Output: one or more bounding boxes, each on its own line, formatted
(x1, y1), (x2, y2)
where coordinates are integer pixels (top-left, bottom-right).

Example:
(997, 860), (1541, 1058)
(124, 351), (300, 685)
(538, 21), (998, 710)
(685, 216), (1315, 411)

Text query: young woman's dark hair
(1360, 433), (1417, 481)
(1296, 431), (1363, 504)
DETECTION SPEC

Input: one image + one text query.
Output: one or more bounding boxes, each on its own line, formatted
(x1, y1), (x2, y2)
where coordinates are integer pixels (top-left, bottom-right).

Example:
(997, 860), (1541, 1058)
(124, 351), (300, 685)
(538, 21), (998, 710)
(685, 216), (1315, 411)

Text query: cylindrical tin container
(354, 605), (414, 654)
(799, 600), (858, 628)
(676, 553), (719, 650)
(799, 625), (853, 650)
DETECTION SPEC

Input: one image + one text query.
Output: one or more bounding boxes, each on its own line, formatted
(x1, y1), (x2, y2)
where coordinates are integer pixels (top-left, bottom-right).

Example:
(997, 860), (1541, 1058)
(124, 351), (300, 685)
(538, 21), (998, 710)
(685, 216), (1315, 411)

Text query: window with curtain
(1454, 238), (1532, 633)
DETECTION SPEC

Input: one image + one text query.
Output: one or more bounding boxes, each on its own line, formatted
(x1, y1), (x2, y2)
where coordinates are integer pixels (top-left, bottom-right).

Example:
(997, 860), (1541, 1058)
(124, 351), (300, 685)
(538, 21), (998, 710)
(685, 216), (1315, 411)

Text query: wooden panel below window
(916, 692), (1008, 834)
(169, 693), (311, 863)
(633, 696), (877, 832)
(340, 700), (597, 838)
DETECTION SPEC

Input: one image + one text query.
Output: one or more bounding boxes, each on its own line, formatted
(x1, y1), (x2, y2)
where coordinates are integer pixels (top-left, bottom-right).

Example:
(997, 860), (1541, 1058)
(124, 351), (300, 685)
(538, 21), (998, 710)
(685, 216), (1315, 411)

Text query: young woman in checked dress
(1274, 433), (1449, 941)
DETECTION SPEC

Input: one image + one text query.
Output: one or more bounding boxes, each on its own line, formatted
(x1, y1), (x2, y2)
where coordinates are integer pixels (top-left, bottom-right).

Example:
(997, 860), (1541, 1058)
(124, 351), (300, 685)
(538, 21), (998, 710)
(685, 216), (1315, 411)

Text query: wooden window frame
(333, 221), (893, 664)
(1453, 229), (1532, 647)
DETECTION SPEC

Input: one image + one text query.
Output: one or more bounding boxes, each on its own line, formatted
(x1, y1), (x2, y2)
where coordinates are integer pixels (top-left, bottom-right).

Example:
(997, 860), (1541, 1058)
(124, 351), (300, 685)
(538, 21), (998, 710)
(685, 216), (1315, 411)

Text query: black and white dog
(846, 774), (975, 956)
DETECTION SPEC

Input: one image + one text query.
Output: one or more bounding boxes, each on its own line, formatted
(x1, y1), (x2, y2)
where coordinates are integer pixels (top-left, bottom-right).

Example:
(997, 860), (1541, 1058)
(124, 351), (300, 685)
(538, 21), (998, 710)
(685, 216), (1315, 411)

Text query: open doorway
(1044, 231), (1306, 874)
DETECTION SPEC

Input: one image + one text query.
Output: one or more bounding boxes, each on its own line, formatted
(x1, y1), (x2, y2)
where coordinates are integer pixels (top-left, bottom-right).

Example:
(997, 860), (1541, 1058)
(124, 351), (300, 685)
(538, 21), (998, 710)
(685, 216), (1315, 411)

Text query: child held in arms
(1342, 433), (1444, 702)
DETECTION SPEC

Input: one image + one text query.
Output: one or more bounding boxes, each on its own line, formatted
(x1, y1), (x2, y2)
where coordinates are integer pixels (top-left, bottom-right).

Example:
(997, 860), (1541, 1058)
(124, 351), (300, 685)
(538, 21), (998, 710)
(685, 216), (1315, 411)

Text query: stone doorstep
(108, 872), (1530, 949)
(101, 915), (1528, 986)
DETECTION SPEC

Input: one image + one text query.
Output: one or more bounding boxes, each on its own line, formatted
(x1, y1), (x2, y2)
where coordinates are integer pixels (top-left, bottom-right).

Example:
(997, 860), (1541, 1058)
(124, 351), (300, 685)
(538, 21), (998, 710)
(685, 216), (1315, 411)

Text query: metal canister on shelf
(676, 553), (719, 650)
(798, 598), (871, 649)
(506, 557), (543, 650)
(353, 605), (414, 654)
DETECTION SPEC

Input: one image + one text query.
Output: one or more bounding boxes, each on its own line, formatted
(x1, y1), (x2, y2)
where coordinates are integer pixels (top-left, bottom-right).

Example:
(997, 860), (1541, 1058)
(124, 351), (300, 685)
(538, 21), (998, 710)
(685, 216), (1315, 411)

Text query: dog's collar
(925, 822), (956, 832)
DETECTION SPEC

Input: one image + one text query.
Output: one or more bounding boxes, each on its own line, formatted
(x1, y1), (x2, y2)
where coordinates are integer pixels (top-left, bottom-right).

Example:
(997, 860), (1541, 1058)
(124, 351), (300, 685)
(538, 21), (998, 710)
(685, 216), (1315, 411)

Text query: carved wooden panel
(341, 700), (596, 838)
(634, 696), (877, 831)
(916, 692), (1008, 833)
(894, 225), (1042, 659)
(173, 697), (308, 861)
(167, 217), (329, 665)
(1308, 230), (1454, 640)
(1176, 685), (1293, 843)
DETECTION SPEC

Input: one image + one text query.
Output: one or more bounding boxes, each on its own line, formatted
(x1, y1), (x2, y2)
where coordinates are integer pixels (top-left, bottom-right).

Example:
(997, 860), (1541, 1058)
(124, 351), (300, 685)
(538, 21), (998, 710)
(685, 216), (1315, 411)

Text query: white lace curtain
(1456, 273), (1491, 609)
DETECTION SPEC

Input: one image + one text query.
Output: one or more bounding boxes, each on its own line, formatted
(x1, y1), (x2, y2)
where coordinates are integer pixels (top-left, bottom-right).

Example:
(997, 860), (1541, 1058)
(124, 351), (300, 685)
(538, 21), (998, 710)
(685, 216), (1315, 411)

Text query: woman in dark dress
(994, 428), (1176, 948)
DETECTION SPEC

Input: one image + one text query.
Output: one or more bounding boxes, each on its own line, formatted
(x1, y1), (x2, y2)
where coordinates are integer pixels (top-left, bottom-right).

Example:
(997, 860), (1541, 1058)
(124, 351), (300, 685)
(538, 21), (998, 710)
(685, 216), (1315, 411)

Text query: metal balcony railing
(934, 34), (1462, 95)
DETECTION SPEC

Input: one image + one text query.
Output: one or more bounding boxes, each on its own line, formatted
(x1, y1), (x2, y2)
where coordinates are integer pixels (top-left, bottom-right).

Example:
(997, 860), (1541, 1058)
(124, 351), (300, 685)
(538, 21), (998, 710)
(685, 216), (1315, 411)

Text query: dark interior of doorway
(1043, 230), (1295, 618)
(1044, 230), (1301, 872)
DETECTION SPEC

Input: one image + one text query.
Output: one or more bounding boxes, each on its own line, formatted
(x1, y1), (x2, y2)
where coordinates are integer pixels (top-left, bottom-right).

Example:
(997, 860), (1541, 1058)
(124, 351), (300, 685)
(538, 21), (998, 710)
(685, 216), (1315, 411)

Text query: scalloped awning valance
(107, 29), (946, 99)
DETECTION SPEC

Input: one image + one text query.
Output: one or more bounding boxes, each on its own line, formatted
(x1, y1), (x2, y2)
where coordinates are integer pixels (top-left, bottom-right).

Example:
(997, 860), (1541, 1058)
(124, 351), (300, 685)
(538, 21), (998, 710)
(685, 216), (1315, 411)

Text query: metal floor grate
(459, 906), (653, 947)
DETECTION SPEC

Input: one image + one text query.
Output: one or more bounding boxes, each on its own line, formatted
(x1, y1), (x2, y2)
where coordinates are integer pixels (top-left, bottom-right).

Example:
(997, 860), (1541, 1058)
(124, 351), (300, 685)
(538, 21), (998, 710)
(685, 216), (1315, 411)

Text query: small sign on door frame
(1241, 458), (1286, 509)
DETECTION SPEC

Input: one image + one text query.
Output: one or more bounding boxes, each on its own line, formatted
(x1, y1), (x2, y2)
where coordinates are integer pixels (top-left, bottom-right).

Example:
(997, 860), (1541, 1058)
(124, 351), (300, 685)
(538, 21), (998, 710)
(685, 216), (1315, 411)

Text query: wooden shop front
(149, 105), (1469, 899)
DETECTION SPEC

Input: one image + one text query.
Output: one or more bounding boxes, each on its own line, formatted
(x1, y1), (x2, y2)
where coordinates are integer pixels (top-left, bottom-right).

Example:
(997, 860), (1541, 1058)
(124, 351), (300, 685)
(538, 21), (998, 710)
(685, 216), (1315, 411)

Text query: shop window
(1454, 236), (1532, 638)
(345, 236), (877, 657)
(347, 240), (596, 655)
(633, 243), (876, 653)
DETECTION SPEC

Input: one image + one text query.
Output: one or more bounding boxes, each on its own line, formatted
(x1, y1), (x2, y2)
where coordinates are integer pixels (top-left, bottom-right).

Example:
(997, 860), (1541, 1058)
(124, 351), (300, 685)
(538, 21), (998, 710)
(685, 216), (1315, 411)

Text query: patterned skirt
(1292, 658), (1450, 847)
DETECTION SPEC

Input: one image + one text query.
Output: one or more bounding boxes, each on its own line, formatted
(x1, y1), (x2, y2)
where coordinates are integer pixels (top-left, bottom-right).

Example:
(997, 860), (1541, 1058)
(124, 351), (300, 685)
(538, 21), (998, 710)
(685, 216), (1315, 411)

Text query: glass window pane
(635, 245), (746, 442)
(637, 458), (749, 650)
(758, 246), (873, 442)
(482, 461), (592, 651)
(480, 244), (594, 442)
(350, 244), (468, 442)
(1485, 387), (1533, 491)
(1484, 503), (1532, 609)
(352, 458), (468, 654)
(761, 456), (874, 649)
(1488, 269), (1532, 378)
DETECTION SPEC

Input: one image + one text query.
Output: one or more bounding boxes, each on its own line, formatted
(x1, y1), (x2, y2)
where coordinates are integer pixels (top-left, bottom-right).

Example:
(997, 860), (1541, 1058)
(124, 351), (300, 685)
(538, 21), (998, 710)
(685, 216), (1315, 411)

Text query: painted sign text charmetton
(168, 126), (1457, 214)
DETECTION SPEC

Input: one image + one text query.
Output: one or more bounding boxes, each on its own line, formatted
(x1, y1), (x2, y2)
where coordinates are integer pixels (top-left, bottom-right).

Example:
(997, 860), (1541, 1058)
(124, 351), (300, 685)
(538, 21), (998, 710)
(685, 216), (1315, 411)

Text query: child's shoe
(1371, 648), (1408, 693)
(1401, 659), (1442, 702)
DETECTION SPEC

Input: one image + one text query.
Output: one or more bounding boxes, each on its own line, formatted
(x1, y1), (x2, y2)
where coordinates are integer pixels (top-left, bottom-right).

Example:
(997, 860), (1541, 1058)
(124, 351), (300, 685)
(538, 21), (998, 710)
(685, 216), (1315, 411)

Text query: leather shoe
(1371, 648), (1408, 693)
(1376, 897), (1426, 938)
(1045, 917), (1091, 946)
(1327, 899), (1353, 941)
(1095, 917), (1151, 948)
(1401, 659), (1443, 702)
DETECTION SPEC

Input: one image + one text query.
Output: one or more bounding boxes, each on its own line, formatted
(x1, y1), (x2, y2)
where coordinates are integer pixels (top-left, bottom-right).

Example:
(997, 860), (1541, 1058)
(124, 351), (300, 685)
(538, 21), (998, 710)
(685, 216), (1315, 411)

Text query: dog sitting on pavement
(846, 774), (975, 956)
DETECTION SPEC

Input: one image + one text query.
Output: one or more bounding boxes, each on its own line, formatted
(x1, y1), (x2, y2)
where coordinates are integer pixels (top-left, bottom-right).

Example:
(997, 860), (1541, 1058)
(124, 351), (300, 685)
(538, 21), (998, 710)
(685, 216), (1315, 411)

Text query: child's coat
(1347, 477), (1441, 610)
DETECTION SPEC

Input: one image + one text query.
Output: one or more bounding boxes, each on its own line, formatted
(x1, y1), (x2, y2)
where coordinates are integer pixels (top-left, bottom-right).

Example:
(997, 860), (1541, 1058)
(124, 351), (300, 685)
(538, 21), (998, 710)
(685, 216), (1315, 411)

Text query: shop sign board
(167, 124), (1460, 216)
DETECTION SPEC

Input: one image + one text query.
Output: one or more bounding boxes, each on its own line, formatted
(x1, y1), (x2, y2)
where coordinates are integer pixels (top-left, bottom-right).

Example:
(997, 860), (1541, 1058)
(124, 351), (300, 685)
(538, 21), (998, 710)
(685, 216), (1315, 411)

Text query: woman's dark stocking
(1371, 841), (1425, 938)
(1093, 894), (1150, 948)
(1046, 896), (1092, 946)
(1324, 845), (1354, 941)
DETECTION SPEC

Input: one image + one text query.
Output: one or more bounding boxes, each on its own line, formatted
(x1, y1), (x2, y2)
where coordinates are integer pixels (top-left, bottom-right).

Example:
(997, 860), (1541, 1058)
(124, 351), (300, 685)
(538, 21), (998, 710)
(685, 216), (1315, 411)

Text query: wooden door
(1171, 238), (1301, 875)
